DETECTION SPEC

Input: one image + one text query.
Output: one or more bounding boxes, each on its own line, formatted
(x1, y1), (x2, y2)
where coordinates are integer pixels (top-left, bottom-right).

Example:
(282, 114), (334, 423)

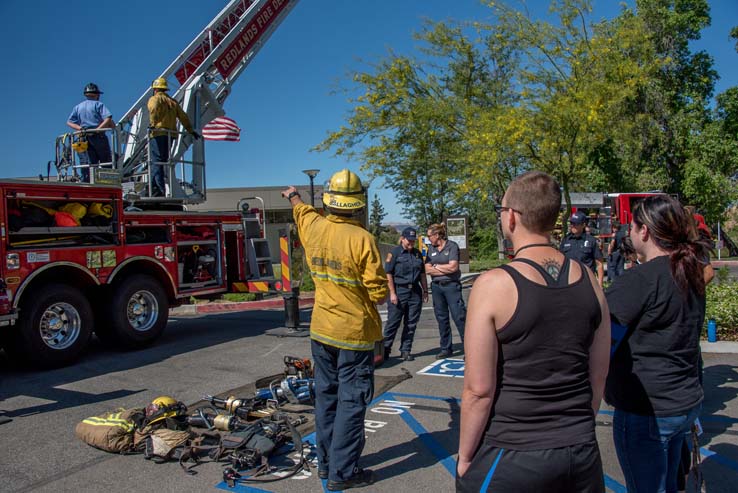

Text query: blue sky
(1, 0), (736, 221)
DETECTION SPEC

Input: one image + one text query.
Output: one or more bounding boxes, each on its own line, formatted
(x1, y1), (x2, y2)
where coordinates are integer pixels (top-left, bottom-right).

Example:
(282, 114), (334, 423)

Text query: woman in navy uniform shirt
(426, 222), (466, 359)
(382, 227), (428, 361)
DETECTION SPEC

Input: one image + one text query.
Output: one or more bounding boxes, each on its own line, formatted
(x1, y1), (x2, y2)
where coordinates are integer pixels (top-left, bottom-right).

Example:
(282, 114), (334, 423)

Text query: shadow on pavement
(0, 308), (312, 417)
(361, 397), (460, 482)
(699, 364), (738, 491)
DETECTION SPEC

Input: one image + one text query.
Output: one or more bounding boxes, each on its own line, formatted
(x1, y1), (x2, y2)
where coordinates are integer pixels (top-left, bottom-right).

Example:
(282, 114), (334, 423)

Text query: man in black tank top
(456, 172), (611, 493)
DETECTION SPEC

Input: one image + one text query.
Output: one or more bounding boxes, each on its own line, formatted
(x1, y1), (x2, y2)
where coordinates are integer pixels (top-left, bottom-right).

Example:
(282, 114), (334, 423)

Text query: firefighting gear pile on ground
(75, 356), (316, 485)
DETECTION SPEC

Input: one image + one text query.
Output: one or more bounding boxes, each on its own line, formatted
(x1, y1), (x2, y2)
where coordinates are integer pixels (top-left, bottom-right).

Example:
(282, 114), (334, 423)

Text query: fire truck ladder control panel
(53, 0), (300, 205)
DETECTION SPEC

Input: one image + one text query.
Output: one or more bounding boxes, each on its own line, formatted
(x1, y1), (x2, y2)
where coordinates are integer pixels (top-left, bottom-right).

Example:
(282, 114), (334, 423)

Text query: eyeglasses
(495, 205), (522, 215)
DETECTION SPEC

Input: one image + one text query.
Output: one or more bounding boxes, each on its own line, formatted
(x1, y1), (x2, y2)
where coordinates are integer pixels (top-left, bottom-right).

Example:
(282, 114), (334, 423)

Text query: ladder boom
(114, 0), (299, 204)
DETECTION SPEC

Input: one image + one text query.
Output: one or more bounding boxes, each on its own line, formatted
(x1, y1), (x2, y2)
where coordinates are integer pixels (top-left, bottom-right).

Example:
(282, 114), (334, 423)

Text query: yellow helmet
(322, 169), (366, 211)
(152, 77), (169, 90)
(144, 395), (183, 425)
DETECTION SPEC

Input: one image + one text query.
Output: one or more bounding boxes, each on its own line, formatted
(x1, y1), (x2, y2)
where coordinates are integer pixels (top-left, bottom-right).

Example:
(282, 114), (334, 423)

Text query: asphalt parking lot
(1, 292), (737, 493)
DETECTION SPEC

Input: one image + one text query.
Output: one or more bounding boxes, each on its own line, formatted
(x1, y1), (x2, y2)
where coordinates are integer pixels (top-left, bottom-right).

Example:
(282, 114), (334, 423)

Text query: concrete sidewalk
(701, 341), (738, 353)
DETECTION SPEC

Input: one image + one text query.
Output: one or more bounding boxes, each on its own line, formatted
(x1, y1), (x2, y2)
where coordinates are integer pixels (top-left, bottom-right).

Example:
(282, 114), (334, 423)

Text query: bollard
(283, 292), (300, 329)
(707, 319), (717, 343)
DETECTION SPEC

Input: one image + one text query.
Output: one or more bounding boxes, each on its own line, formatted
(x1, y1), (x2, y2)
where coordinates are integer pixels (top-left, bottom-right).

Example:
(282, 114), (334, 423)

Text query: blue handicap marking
(417, 358), (465, 378)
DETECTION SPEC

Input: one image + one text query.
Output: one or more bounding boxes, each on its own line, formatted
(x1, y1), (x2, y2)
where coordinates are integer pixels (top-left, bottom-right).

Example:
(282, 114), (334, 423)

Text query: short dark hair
(505, 171), (561, 234)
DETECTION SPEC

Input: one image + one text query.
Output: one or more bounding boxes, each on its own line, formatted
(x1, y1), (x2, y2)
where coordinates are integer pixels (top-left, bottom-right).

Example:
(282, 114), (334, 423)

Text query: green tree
(624, 0), (717, 195)
(314, 18), (519, 234)
(469, 0), (657, 215)
(368, 194), (387, 238)
(682, 87), (738, 223)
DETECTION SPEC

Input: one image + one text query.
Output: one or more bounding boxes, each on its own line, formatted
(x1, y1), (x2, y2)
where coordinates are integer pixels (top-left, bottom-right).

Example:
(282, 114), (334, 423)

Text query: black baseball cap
(402, 227), (418, 240)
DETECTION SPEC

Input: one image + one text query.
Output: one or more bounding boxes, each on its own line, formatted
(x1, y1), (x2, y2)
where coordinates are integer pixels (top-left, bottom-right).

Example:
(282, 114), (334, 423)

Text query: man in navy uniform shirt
(382, 227), (428, 362)
(560, 211), (604, 287)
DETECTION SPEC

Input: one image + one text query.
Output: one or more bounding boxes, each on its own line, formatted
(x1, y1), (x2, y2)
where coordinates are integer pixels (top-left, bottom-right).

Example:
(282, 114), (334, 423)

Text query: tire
(101, 274), (169, 349)
(6, 284), (93, 368)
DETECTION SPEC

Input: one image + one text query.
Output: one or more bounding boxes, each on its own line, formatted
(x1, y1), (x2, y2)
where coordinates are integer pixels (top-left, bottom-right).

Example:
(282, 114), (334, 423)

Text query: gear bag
(75, 408), (144, 453)
(143, 428), (193, 463)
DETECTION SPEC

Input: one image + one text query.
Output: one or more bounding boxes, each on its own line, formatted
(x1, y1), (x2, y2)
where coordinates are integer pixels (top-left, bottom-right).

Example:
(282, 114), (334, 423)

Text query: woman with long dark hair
(605, 195), (712, 492)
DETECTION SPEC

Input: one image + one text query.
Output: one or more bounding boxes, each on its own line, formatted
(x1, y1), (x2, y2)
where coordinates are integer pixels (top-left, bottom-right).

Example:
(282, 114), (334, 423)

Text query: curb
(700, 340), (738, 353)
(171, 295), (315, 316)
(712, 260), (738, 267)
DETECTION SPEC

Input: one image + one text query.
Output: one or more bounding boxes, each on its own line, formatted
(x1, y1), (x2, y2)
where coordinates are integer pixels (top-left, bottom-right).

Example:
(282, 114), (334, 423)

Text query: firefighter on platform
(381, 227), (428, 363)
(67, 83), (115, 182)
(147, 77), (200, 197)
(281, 169), (388, 490)
(560, 211), (604, 287)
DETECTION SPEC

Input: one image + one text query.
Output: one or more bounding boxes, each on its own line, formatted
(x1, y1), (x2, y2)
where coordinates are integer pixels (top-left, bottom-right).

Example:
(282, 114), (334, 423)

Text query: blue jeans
(431, 281), (466, 353)
(383, 287), (422, 353)
(613, 404), (701, 493)
(311, 339), (374, 482)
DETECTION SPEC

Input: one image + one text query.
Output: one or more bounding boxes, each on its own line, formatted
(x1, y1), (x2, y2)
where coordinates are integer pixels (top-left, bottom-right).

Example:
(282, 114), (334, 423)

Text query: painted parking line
(700, 447), (738, 473)
(212, 389), (738, 493)
(384, 392), (457, 477)
(391, 392), (627, 493)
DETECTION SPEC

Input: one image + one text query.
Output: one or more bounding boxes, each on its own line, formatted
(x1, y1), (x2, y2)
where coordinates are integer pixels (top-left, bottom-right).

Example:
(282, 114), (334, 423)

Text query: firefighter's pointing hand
(281, 186), (297, 199)
(281, 186), (302, 205)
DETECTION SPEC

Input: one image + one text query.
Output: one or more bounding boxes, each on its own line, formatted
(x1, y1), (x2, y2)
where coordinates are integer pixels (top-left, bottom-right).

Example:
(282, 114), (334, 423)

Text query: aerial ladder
(44, 0), (303, 328)
(54, 0), (300, 205)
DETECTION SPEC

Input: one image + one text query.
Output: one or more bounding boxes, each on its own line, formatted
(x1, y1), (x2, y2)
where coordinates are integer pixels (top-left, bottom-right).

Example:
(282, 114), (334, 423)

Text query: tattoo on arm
(542, 258), (561, 281)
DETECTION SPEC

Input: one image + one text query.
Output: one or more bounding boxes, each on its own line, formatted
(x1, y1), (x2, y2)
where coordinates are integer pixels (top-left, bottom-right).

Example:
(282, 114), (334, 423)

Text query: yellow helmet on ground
(144, 395), (183, 425)
(322, 169), (366, 211)
(152, 77), (169, 90)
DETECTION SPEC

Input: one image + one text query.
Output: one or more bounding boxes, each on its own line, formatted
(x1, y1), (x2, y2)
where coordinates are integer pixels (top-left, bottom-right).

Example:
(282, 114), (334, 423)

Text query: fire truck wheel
(7, 283), (93, 368)
(104, 275), (169, 348)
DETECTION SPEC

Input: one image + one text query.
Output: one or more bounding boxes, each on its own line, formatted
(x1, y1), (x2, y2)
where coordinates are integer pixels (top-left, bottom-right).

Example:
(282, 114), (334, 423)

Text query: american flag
(202, 116), (241, 141)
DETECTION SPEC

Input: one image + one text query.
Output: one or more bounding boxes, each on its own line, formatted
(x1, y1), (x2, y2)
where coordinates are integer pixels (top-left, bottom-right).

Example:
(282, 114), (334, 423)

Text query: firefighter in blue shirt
(382, 227), (428, 362)
(67, 83), (114, 182)
(560, 211), (604, 287)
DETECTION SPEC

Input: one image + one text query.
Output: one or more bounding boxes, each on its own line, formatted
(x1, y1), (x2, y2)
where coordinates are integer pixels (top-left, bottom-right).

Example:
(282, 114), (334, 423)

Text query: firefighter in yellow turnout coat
(283, 169), (387, 490)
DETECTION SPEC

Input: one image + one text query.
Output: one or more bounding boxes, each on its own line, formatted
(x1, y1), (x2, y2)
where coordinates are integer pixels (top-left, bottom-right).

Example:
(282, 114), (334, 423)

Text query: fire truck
(0, 0), (302, 368)
(566, 192), (668, 240)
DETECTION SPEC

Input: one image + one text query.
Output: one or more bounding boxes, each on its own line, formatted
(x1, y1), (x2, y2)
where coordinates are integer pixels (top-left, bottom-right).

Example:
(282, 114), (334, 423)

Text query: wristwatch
(287, 191), (300, 200)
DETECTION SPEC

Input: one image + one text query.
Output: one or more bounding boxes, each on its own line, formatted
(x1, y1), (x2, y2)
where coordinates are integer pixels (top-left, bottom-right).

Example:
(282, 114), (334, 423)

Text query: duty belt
(432, 279), (458, 286)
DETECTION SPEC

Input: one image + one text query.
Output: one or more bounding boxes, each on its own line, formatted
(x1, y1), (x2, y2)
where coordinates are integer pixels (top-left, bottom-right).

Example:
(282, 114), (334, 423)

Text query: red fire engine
(0, 180), (295, 368)
(1, 0), (303, 368)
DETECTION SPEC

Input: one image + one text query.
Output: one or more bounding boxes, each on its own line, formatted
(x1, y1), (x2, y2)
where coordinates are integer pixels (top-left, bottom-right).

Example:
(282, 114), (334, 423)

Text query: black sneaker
(326, 468), (374, 491)
(401, 351), (414, 361)
(436, 350), (452, 359)
(384, 347), (391, 360)
(318, 469), (329, 480)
